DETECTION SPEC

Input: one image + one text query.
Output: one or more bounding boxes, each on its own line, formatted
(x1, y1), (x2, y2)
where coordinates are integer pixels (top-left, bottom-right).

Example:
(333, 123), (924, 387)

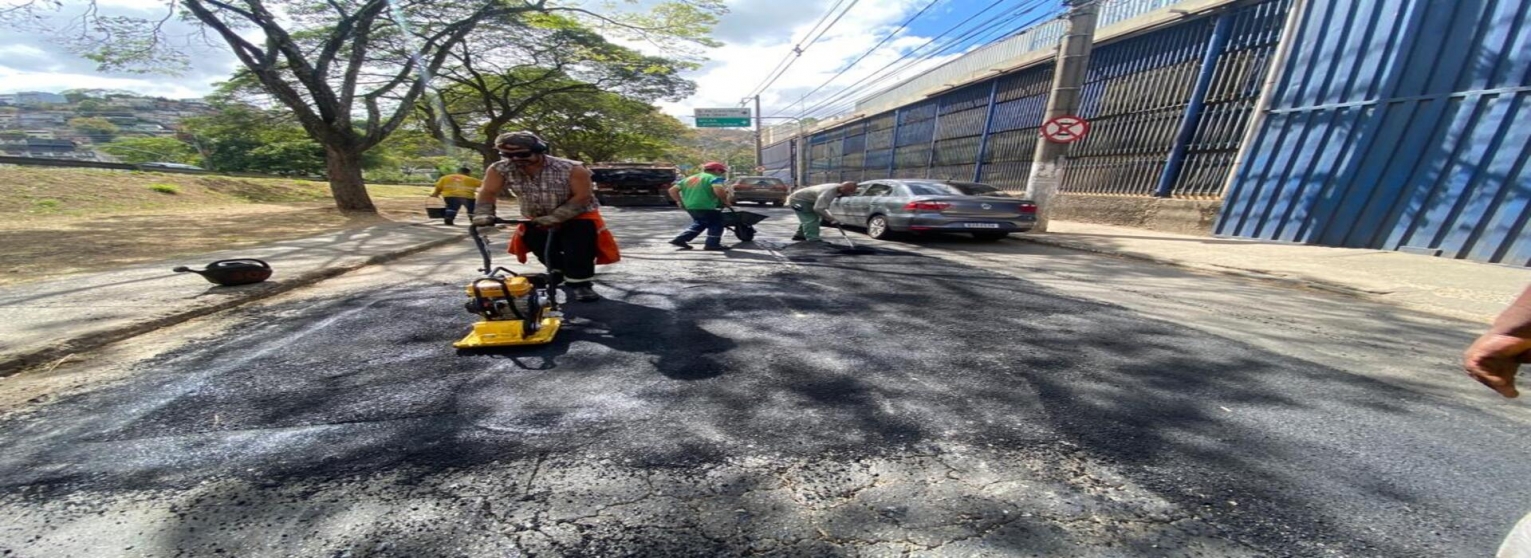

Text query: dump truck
(589, 162), (679, 207)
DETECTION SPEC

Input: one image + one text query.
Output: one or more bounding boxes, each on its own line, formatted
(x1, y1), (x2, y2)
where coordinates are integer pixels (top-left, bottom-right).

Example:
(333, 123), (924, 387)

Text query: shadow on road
(0, 208), (1520, 557)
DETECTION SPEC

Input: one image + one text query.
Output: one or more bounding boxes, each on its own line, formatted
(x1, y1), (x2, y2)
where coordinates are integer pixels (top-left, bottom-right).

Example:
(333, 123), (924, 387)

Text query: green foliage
(556, 0), (726, 61)
(100, 137), (201, 165)
(511, 92), (690, 163)
(181, 103), (326, 176)
(419, 13), (698, 161)
(74, 99), (106, 113)
(33, 199), (60, 211)
(668, 128), (756, 174)
(148, 184), (180, 195)
(68, 117), (119, 140)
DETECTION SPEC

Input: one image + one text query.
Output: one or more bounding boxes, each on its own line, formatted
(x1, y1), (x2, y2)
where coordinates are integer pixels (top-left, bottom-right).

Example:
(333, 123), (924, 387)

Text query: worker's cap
(702, 161), (727, 173)
(495, 131), (547, 152)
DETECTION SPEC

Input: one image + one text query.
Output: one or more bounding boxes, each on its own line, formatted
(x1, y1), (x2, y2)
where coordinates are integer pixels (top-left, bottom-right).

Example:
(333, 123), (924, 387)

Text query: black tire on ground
(773, 200), (784, 207)
(737, 225), (756, 242)
(867, 215), (894, 240)
(972, 232), (1010, 241)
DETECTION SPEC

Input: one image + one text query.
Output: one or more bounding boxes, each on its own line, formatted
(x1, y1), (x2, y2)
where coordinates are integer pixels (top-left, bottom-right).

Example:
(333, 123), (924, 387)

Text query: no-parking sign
(1041, 115), (1090, 144)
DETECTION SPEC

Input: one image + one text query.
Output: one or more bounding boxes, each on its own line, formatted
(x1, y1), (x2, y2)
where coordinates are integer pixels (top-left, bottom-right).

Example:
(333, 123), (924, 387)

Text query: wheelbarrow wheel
(736, 225), (756, 242)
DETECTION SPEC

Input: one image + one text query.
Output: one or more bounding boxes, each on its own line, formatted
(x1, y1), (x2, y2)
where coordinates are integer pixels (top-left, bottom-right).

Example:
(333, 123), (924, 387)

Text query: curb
(1011, 234), (1385, 298)
(0, 231), (465, 377)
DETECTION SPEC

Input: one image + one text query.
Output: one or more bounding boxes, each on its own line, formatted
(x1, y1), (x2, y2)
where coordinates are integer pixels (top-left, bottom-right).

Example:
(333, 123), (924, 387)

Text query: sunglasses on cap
(498, 149), (536, 159)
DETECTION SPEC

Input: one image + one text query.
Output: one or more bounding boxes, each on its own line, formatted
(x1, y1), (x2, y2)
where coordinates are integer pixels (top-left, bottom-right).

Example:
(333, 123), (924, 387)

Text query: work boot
(703, 244), (730, 251)
(444, 218), (455, 226)
(669, 239), (693, 250)
(790, 233), (806, 241)
(567, 283), (600, 302)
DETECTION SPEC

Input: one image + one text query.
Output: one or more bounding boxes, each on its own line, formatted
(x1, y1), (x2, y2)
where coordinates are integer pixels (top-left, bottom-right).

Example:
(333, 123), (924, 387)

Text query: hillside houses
(0, 91), (210, 161)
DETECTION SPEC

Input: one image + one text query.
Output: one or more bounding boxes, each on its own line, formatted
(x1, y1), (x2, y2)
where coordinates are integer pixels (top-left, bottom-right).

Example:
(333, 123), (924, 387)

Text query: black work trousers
(522, 219), (597, 283)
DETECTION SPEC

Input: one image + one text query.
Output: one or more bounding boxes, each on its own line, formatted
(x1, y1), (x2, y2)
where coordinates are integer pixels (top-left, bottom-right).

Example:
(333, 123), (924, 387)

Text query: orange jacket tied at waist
(508, 210), (621, 265)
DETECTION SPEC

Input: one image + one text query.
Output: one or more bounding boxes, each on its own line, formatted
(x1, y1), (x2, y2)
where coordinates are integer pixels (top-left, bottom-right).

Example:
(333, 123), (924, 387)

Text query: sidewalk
(0, 223), (464, 375)
(1017, 221), (1531, 324)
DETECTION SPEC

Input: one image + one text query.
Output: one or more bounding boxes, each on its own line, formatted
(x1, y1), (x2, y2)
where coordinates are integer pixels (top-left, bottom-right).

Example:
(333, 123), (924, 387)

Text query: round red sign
(1041, 115), (1090, 144)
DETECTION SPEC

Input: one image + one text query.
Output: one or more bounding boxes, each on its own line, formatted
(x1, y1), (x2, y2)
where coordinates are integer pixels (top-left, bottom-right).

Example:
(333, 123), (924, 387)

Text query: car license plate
(964, 223), (1001, 229)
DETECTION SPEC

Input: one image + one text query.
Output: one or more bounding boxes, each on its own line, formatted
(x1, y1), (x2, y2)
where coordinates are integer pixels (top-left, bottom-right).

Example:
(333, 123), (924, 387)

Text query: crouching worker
(789, 181), (858, 242)
(471, 131), (619, 302)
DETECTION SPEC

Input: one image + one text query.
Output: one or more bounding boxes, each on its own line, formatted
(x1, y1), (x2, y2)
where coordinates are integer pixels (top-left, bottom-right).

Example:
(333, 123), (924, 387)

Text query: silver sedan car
(827, 179), (1037, 241)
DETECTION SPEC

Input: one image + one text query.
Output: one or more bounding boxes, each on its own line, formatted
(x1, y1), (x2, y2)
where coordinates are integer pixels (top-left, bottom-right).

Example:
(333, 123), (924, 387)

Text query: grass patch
(0, 167), (432, 218)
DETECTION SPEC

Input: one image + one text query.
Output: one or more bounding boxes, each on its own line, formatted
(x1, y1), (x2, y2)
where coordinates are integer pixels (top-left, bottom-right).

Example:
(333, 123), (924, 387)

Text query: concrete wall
(1050, 195), (1222, 236)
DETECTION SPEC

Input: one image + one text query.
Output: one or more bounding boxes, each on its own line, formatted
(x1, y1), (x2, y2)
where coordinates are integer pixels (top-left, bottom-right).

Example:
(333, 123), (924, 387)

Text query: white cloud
(0, 67), (215, 98)
(654, 0), (965, 131)
(0, 44), (48, 58)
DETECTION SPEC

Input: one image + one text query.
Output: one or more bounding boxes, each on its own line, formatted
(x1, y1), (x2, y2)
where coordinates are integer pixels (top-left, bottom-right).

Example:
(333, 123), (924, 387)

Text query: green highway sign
(694, 108), (752, 128)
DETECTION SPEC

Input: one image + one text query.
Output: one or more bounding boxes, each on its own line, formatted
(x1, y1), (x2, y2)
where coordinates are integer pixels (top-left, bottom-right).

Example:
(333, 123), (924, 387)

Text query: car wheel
(972, 232), (1009, 241)
(773, 200), (784, 207)
(867, 215), (893, 240)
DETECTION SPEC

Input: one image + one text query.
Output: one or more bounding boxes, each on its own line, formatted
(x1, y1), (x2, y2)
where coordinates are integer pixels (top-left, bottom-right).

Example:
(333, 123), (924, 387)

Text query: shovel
(828, 222), (877, 255)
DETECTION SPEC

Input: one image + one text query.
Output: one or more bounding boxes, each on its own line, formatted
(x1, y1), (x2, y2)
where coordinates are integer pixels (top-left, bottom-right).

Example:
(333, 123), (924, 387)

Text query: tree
(74, 99), (106, 114)
(513, 93), (690, 163)
(99, 136), (200, 164)
(416, 14), (696, 168)
(8, 0), (724, 214)
(667, 128), (756, 175)
(68, 117), (119, 141)
(180, 98), (385, 176)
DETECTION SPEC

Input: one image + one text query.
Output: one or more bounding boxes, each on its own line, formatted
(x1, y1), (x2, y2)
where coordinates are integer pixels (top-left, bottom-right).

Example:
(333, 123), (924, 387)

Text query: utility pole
(753, 95), (764, 169)
(1024, 0), (1098, 232)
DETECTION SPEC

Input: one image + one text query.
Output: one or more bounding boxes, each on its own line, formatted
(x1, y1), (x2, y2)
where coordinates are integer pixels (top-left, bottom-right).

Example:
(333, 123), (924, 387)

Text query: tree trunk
(324, 144), (377, 213)
(477, 145), (498, 170)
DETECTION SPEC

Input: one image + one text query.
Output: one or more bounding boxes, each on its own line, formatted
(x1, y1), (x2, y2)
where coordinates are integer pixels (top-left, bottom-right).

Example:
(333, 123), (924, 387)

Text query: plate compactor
(454, 218), (564, 349)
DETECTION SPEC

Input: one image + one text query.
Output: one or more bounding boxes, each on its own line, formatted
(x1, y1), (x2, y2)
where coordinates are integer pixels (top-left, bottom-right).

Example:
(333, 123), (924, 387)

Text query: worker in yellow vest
(430, 166), (482, 225)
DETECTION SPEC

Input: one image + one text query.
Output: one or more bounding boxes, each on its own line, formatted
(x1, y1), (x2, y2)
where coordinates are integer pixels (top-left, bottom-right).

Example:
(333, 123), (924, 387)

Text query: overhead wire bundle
(773, 0), (1065, 121)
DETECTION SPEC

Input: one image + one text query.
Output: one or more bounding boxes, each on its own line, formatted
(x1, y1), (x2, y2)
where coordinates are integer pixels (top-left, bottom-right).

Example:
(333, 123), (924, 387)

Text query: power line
(813, 0), (1059, 117)
(775, 0), (946, 116)
(805, 11), (1051, 119)
(799, 0), (1059, 120)
(791, 0), (1014, 118)
(800, 0), (861, 49)
(738, 0), (849, 103)
(737, 0), (863, 104)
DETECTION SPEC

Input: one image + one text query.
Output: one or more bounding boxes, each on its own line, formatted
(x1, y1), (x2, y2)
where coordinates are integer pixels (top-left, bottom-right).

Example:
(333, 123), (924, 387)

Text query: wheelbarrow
(723, 206), (768, 242)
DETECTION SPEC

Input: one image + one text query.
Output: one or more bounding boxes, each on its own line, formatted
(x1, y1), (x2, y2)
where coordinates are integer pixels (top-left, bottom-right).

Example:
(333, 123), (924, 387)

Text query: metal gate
(1218, 0), (1531, 265)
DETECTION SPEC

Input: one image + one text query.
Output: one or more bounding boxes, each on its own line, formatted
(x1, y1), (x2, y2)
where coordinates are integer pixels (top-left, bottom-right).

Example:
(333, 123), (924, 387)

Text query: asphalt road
(0, 207), (1527, 557)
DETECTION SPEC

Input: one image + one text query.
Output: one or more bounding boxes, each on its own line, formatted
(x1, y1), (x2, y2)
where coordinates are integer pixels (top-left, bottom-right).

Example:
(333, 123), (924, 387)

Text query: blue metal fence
(1218, 0), (1531, 265)
(781, 0), (1290, 196)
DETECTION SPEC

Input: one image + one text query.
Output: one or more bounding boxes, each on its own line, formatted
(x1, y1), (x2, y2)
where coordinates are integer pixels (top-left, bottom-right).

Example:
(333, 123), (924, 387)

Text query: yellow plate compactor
(454, 218), (563, 349)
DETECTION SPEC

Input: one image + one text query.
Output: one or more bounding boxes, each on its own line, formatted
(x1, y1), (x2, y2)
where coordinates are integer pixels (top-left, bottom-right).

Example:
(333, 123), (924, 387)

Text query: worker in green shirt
(667, 161), (734, 251)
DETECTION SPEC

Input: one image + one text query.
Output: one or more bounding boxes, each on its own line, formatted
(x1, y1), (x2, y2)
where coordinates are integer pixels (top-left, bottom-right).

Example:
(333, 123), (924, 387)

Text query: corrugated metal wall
(761, 141), (794, 182)
(1218, 0), (1531, 265)
(980, 66), (1054, 191)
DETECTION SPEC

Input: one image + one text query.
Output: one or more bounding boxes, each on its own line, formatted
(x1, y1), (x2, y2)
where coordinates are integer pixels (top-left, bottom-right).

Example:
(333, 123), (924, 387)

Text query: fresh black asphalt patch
(0, 213), (1526, 557)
